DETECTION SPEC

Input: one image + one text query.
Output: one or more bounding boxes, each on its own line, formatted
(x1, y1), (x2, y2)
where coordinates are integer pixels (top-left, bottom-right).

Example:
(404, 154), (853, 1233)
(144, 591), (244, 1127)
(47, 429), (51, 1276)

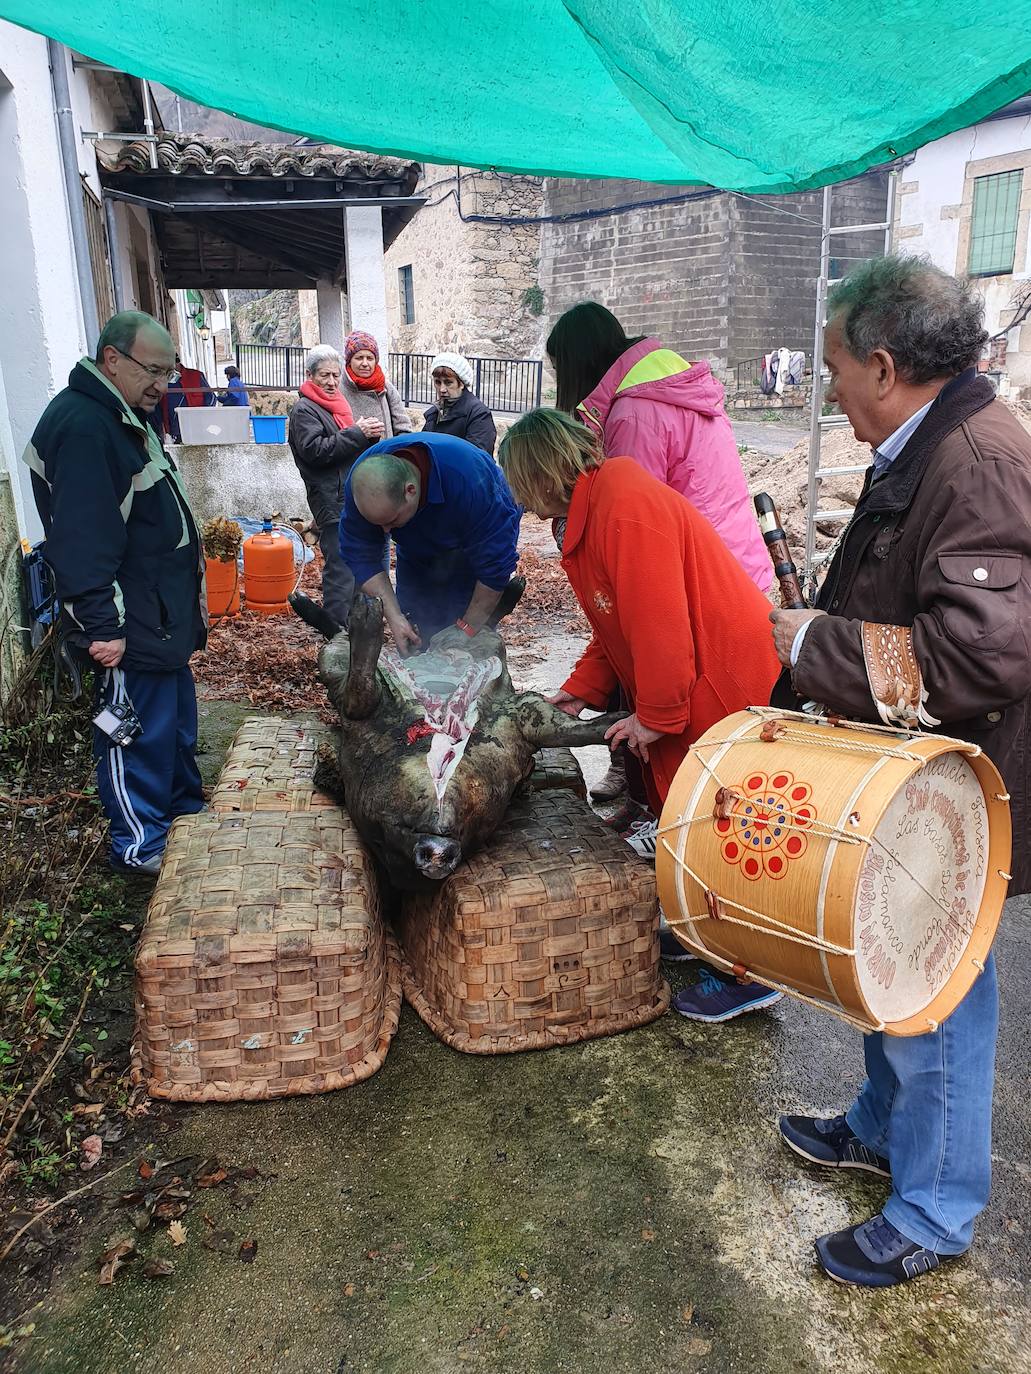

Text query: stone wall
(229, 289), (302, 347)
(538, 173), (889, 375)
(177, 442), (310, 526)
(383, 166), (545, 361)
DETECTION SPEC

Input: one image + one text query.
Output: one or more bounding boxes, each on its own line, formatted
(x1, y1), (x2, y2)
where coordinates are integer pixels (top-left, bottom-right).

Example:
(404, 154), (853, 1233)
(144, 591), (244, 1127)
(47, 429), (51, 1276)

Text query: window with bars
(968, 170), (1024, 276)
(398, 264), (415, 325)
(81, 180), (116, 326)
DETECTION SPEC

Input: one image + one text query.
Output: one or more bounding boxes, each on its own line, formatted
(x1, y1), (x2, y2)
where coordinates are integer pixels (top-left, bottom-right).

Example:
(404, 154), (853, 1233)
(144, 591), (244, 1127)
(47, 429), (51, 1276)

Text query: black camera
(92, 700), (143, 747)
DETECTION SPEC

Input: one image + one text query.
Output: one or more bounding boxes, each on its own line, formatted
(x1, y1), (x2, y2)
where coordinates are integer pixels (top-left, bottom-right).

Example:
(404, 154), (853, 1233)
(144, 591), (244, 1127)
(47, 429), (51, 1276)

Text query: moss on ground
(15, 701), (1031, 1374)
(25, 1009), (822, 1374)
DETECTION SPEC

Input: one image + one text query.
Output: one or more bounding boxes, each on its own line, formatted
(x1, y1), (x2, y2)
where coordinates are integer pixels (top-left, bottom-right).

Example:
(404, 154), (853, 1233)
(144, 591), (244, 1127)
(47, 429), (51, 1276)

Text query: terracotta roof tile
(98, 134), (419, 184)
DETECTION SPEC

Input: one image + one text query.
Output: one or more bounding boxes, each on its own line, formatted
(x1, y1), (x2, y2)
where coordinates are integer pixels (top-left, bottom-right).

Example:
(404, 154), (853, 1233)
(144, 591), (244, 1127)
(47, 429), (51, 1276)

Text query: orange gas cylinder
(205, 557), (240, 617)
(242, 519), (295, 615)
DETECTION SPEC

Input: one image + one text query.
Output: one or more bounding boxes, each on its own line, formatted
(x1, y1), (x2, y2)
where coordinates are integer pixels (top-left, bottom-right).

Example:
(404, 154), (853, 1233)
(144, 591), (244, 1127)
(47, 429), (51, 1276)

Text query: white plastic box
(177, 406), (252, 446)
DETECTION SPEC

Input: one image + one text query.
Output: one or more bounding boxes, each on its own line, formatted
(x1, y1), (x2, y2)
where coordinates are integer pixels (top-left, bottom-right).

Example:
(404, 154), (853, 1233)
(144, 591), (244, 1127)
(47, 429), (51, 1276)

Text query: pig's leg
(343, 593), (384, 720)
(486, 575), (526, 627)
(289, 592), (342, 640)
(513, 694), (628, 748)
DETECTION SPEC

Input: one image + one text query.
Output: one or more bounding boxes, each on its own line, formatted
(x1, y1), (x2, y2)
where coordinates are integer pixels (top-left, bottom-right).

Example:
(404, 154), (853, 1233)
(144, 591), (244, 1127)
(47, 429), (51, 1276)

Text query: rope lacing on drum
(676, 715), (993, 944)
(745, 705), (983, 758)
(658, 838), (856, 957)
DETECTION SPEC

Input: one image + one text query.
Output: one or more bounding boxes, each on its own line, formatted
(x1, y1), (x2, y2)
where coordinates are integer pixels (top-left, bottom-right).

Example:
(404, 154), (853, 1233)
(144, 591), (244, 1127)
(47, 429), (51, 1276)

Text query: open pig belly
(382, 646), (503, 812)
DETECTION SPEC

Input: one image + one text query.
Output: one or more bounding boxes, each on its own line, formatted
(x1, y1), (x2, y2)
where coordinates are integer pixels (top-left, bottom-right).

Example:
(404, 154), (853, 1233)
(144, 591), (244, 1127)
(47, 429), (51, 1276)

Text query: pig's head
(368, 717), (519, 890)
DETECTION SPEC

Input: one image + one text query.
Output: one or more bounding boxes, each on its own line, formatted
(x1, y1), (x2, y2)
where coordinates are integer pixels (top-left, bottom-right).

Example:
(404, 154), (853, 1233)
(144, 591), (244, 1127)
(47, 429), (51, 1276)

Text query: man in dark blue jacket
(24, 311), (207, 874)
(339, 432), (520, 653)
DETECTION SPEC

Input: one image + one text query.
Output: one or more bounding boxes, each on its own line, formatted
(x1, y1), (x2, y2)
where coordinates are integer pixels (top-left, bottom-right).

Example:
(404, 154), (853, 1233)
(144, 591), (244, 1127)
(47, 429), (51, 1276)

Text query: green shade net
(4, 0), (1031, 190)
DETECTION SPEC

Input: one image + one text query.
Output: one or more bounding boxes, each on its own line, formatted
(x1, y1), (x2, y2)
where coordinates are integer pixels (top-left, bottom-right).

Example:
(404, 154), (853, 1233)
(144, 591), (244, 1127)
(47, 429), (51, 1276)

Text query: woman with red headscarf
(340, 331), (413, 442)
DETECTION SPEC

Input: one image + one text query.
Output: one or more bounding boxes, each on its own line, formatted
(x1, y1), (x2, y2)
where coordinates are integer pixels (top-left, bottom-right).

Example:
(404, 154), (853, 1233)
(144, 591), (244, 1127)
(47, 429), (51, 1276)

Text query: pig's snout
(413, 834), (462, 880)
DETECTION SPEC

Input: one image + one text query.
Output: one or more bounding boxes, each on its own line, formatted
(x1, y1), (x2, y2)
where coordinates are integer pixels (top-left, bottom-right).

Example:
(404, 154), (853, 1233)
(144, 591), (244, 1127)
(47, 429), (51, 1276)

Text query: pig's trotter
(515, 696), (628, 749)
(343, 593), (385, 719)
(487, 576), (526, 627)
(289, 592), (342, 640)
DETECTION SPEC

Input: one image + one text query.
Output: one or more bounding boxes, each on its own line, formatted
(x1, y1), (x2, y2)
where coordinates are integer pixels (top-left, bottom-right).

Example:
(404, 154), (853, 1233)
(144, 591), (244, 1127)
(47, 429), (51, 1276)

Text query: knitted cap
(345, 331), (379, 364)
(429, 352), (474, 388)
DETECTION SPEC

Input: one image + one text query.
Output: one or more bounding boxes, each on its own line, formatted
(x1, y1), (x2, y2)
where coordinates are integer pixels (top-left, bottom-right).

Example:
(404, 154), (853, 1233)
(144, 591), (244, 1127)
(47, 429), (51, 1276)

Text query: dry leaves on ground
(79, 1135), (103, 1171)
(143, 1257), (174, 1279)
(97, 1237), (135, 1285)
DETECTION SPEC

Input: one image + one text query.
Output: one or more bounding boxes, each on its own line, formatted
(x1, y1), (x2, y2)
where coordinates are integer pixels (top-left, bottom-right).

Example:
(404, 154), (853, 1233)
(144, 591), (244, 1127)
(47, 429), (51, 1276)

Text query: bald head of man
(352, 450), (423, 531)
(95, 311), (176, 412)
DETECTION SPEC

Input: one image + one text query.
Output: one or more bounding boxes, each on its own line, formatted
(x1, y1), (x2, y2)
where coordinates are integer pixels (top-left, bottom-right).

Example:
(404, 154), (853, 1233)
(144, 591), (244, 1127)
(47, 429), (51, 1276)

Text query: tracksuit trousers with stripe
(94, 665), (204, 869)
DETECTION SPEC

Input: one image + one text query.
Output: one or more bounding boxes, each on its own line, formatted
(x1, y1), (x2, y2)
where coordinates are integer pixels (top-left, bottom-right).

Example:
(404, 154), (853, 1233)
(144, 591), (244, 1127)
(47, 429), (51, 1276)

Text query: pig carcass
(290, 588), (625, 889)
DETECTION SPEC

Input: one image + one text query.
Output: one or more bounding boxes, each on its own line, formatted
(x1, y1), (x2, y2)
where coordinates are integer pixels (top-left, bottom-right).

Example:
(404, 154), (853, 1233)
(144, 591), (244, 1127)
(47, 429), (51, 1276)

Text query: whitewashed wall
(896, 113), (1031, 392)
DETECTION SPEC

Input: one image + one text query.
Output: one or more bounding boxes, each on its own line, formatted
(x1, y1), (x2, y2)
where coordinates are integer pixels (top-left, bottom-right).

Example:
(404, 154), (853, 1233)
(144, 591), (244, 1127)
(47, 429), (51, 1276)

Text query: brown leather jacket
(773, 370), (1031, 893)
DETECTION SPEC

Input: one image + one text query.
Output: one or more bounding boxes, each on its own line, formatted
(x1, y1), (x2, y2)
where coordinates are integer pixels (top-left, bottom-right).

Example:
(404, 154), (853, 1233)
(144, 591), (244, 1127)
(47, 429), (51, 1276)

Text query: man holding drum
(769, 255), (1031, 1287)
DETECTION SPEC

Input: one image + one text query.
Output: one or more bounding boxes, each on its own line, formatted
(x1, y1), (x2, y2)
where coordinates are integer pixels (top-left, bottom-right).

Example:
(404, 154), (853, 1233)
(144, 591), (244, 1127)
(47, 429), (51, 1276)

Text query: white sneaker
(625, 817), (658, 858)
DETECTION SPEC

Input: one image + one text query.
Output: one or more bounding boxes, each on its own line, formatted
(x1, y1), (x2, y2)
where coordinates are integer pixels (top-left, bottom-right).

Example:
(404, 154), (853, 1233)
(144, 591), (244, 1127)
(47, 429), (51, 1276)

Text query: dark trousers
(94, 665), (204, 867)
(303, 472), (354, 626)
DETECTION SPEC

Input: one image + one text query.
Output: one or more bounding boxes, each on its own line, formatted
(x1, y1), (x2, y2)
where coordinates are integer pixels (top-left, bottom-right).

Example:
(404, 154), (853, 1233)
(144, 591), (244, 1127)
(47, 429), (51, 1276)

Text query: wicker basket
(133, 808), (400, 1101)
(210, 716), (335, 813)
(399, 789), (668, 1053)
(527, 746), (586, 799)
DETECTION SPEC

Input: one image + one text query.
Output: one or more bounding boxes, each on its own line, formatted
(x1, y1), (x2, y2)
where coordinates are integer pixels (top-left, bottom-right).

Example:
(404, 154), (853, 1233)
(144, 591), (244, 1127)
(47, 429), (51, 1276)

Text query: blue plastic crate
(252, 415), (287, 444)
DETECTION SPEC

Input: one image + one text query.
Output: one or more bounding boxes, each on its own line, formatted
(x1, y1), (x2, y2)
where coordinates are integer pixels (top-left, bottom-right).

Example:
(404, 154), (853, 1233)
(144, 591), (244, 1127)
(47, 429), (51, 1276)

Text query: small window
(969, 170), (1023, 276)
(398, 264), (415, 325)
(81, 180), (116, 326)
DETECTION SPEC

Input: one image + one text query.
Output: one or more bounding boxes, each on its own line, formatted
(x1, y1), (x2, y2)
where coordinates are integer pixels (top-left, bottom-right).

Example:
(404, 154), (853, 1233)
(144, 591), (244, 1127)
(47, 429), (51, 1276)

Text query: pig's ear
(515, 695), (626, 749)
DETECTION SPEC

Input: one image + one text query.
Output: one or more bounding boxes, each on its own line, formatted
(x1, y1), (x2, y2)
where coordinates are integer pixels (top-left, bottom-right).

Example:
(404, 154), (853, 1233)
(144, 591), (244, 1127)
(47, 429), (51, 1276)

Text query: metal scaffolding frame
(803, 171), (899, 587)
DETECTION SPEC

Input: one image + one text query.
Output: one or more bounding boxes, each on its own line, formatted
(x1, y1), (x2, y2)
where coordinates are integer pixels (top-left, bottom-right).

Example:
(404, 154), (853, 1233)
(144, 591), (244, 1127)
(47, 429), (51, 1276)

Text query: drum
(656, 708), (1012, 1035)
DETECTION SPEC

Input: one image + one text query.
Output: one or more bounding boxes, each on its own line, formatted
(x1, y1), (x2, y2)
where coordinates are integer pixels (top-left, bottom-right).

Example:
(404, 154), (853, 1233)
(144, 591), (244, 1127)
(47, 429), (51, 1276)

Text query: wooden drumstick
(754, 492), (807, 610)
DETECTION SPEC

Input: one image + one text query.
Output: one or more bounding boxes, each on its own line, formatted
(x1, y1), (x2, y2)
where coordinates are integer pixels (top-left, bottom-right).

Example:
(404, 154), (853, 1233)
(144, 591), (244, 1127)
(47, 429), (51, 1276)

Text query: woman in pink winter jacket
(547, 303), (772, 592)
(547, 302), (772, 808)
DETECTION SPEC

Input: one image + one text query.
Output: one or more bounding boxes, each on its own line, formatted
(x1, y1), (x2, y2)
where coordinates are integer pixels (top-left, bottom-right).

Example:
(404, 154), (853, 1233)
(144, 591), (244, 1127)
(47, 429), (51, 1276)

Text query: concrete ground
(17, 548), (1031, 1371)
(731, 417), (809, 455)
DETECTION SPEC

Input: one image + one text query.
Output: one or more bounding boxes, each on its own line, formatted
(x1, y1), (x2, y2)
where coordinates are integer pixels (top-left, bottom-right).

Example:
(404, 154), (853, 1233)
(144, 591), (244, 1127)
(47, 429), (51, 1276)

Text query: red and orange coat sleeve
(563, 635), (617, 708)
(565, 515), (697, 733)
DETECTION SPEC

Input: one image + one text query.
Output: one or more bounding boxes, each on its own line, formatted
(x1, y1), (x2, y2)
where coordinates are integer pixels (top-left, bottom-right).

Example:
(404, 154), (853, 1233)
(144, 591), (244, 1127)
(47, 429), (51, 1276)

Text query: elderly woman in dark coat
(288, 343), (381, 624)
(422, 352), (497, 454)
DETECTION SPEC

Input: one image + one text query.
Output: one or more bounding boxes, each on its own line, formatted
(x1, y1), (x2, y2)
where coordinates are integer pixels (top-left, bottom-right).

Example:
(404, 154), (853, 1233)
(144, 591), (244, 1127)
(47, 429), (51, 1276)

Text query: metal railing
(234, 344), (545, 413)
(389, 353), (543, 414)
(237, 343), (306, 390)
(731, 352), (810, 391)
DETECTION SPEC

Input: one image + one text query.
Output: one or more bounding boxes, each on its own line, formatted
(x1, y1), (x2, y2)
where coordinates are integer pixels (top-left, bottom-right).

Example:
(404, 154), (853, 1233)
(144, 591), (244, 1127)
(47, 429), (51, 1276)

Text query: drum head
(857, 751), (989, 1025)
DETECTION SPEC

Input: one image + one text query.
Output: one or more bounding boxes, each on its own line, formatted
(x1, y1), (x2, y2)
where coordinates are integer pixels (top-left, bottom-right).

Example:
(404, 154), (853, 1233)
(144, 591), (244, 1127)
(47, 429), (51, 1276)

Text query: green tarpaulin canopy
(5, 0), (1031, 190)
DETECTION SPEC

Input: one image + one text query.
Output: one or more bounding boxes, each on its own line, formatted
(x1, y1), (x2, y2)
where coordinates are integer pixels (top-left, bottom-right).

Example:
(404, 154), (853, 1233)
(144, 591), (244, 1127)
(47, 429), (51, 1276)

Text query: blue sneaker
(659, 927), (696, 962)
(779, 1114), (890, 1177)
(672, 967), (782, 1022)
(816, 1214), (946, 1288)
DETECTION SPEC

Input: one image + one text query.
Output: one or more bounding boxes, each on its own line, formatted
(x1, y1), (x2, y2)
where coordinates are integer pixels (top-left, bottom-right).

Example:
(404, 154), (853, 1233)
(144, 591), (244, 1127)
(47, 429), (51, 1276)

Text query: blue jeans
(94, 665), (204, 867)
(846, 954), (998, 1255)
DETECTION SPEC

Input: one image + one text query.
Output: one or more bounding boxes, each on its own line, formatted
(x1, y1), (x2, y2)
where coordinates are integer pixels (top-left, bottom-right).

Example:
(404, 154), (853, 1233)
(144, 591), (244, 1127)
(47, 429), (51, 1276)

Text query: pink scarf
(299, 379), (354, 431)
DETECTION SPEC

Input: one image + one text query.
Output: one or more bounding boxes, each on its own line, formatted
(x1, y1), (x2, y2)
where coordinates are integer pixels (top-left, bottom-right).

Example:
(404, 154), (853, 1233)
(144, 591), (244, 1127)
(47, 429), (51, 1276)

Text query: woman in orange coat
(500, 408), (783, 1023)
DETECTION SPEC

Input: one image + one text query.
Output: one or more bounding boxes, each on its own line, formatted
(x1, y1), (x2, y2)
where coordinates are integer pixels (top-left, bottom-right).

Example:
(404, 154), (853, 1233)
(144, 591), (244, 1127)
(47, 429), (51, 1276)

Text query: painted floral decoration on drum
(714, 771), (817, 881)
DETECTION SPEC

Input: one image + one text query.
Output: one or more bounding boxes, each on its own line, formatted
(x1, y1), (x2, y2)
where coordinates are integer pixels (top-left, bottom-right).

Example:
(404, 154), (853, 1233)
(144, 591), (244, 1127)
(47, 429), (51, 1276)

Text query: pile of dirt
(741, 423), (868, 557)
(1003, 394), (1031, 435)
(741, 396), (1031, 565)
